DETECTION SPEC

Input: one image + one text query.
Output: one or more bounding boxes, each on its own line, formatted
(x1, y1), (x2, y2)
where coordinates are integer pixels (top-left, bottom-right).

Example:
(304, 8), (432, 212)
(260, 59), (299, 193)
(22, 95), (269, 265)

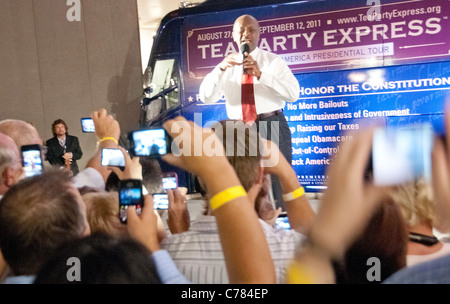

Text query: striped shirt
(161, 215), (306, 284)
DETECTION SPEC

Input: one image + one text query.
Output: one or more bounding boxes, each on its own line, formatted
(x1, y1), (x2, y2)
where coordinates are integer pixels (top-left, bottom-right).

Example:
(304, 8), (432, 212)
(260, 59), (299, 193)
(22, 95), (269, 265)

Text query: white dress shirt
(161, 214), (306, 284)
(199, 47), (300, 119)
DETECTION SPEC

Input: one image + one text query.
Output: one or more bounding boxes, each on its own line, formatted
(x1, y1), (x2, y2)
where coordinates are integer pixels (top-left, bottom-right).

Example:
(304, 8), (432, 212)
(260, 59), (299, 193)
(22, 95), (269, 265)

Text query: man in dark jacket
(46, 119), (83, 176)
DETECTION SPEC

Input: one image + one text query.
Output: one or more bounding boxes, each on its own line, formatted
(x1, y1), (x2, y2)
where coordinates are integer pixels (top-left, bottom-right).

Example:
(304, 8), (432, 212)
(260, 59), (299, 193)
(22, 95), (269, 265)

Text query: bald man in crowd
(0, 119), (43, 148)
(0, 132), (24, 199)
(0, 131), (25, 281)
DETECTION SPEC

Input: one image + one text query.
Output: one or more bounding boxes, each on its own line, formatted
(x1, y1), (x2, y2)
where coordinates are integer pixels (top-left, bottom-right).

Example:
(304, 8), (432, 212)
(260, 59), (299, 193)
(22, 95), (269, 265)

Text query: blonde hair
(82, 191), (128, 238)
(389, 178), (436, 227)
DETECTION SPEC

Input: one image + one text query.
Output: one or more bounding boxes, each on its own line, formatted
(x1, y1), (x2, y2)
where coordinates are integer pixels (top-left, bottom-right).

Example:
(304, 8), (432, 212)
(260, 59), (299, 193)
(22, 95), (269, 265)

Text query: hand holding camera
(126, 194), (161, 252)
(91, 109), (120, 144)
(110, 146), (142, 180)
(166, 188), (190, 234)
(161, 117), (229, 182)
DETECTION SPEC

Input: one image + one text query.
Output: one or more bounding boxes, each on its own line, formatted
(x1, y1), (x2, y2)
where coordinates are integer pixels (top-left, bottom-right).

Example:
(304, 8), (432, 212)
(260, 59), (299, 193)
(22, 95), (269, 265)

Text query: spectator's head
(141, 158), (163, 194)
(0, 132), (24, 195)
(389, 178), (436, 229)
(51, 119), (69, 137)
(82, 191), (128, 238)
(0, 119), (43, 147)
(335, 198), (408, 284)
(34, 233), (162, 284)
(0, 168), (90, 275)
(105, 171), (120, 192)
(209, 120), (273, 219)
(215, 119), (262, 191)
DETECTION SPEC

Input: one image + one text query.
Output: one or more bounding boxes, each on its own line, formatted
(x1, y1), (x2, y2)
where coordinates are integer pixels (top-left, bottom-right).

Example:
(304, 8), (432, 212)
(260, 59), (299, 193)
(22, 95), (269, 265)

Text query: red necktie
(241, 73), (257, 125)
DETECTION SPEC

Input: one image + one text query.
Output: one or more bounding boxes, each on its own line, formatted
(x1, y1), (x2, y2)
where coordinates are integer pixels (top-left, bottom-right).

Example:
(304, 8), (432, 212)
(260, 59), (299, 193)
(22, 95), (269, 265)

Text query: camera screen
(153, 193), (169, 210)
(22, 150), (43, 177)
(119, 187), (142, 223)
(162, 177), (177, 190)
(372, 124), (433, 186)
(81, 118), (95, 133)
(119, 188), (142, 205)
(275, 216), (291, 230)
(101, 149), (125, 167)
(131, 129), (168, 156)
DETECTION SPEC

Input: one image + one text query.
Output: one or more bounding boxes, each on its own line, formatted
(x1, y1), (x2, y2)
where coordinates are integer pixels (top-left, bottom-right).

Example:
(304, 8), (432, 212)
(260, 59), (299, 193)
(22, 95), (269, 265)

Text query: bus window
(144, 58), (179, 122)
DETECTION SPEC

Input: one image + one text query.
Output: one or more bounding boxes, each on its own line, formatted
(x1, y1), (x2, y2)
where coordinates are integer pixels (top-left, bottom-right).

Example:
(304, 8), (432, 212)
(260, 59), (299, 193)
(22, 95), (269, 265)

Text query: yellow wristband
(210, 186), (246, 211)
(282, 186), (305, 201)
(286, 261), (315, 284)
(98, 137), (118, 145)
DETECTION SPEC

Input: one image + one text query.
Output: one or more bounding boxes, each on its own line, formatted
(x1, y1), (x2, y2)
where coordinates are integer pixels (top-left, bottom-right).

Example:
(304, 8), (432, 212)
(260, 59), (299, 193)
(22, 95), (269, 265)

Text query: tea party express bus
(141, 0), (450, 192)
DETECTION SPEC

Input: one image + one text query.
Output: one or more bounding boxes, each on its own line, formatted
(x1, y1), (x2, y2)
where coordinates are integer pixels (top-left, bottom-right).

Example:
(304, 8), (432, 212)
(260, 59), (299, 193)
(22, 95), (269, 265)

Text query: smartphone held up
(118, 179), (143, 224)
(101, 148), (125, 168)
(369, 123), (434, 186)
(21, 144), (44, 177)
(162, 172), (178, 190)
(153, 193), (169, 210)
(81, 118), (95, 133)
(128, 128), (172, 158)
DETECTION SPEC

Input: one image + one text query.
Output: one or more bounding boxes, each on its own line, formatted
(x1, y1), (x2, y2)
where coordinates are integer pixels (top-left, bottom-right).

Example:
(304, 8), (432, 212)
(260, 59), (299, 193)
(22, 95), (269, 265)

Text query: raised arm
(431, 108), (450, 233)
(288, 128), (384, 283)
(162, 117), (275, 284)
(111, 146), (167, 243)
(262, 138), (315, 234)
(85, 109), (121, 182)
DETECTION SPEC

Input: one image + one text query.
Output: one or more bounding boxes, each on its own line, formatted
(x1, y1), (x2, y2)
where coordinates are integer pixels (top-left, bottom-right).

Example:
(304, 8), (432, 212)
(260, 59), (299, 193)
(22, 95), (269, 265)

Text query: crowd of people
(0, 106), (450, 285)
(1, 13), (450, 286)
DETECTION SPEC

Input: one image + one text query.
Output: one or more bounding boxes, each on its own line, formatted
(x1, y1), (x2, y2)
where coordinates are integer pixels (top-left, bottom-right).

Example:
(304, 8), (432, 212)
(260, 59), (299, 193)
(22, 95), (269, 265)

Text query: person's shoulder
(258, 48), (281, 58)
(384, 254), (450, 284)
(67, 135), (80, 142)
(257, 48), (285, 65)
(46, 137), (56, 144)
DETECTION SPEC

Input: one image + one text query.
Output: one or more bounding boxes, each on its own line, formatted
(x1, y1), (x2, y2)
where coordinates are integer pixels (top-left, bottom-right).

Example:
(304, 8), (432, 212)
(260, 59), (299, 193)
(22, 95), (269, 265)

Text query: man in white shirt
(199, 14), (299, 208)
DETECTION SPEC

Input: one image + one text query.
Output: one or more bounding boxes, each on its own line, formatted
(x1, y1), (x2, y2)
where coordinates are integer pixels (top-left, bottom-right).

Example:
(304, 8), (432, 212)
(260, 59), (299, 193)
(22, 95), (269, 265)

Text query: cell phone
(101, 148), (125, 168)
(162, 172), (178, 190)
(81, 118), (95, 133)
(275, 212), (291, 230)
(118, 179), (143, 224)
(370, 124), (433, 186)
(153, 193), (169, 210)
(128, 128), (172, 157)
(21, 144), (44, 177)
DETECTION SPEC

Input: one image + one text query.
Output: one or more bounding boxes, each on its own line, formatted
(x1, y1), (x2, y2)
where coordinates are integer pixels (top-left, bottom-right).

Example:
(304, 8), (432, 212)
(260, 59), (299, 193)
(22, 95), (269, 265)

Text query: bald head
(0, 132), (23, 194)
(0, 132), (19, 157)
(0, 120), (43, 149)
(233, 15), (260, 52)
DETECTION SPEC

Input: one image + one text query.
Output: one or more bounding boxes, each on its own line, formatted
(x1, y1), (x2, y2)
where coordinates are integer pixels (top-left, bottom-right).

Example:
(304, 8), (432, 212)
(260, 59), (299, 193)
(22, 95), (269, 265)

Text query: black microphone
(240, 43), (250, 74)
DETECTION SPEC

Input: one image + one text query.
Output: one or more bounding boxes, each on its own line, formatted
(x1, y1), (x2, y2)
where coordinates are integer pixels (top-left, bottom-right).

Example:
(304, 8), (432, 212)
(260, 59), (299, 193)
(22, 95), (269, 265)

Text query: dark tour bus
(140, 0), (450, 193)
